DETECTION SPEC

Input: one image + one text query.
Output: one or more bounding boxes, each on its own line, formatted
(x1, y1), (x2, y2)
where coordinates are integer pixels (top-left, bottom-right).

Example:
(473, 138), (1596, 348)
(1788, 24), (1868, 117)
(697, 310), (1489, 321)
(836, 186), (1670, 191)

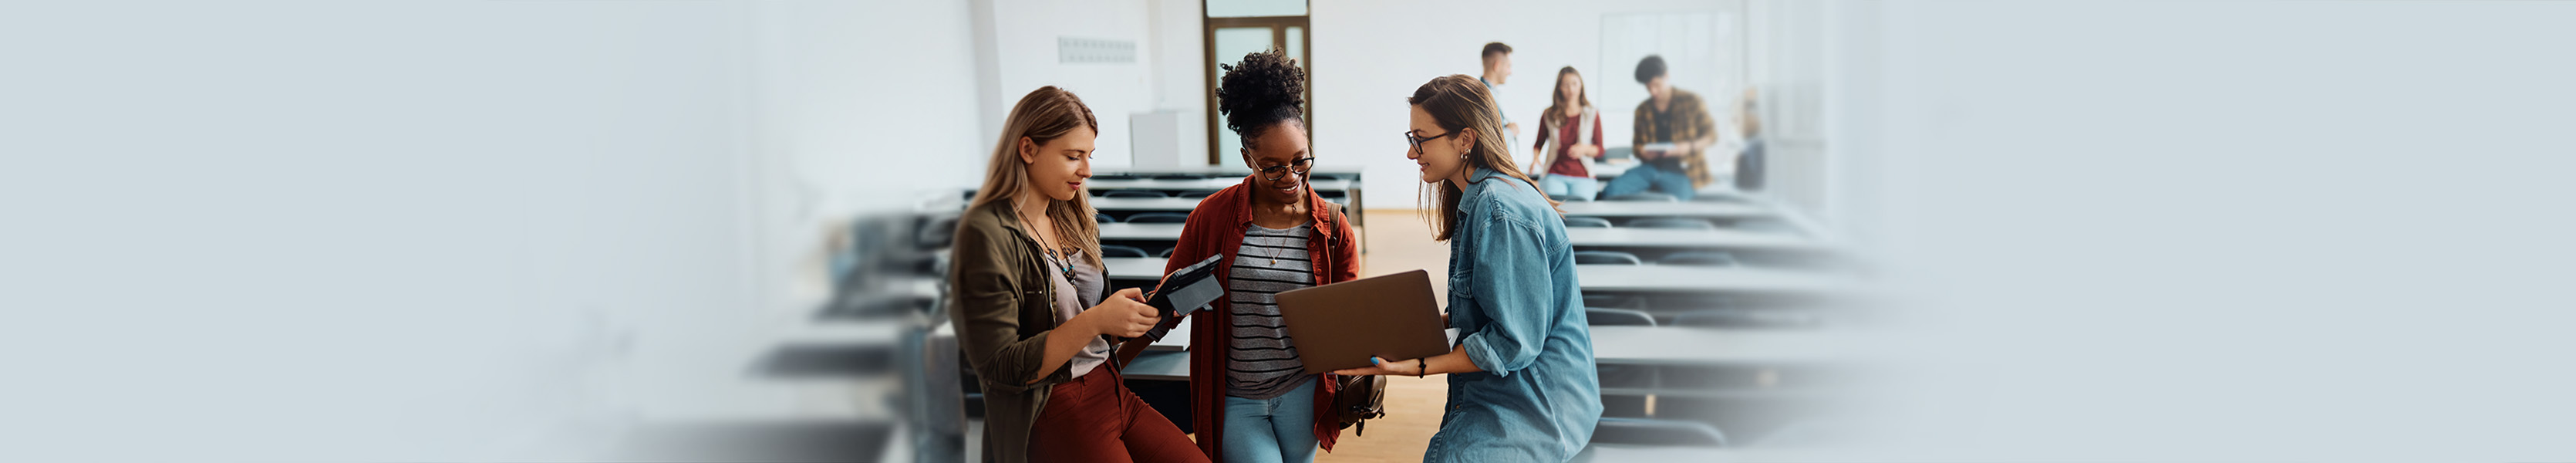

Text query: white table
(1576, 265), (1849, 296)
(1121, 350), (1190, 380)
(1559, 201), (1775, 220)
(1096, 223), (1186, 242)
(1564, 227), (1827, 252)
(1089, 197), (1207, 212)
(1103, 257), (1168, 281)
(1088, 195), (1341, 213)
(1094, 165), (1363, 177)
(1586, 326), (1848, 367)
(1088, 177), (1355, 193)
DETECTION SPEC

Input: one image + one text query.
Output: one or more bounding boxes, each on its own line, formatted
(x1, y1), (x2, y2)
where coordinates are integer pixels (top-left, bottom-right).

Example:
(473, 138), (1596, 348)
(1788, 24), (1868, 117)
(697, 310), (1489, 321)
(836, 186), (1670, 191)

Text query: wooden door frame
(1202, 15), (1312, 166)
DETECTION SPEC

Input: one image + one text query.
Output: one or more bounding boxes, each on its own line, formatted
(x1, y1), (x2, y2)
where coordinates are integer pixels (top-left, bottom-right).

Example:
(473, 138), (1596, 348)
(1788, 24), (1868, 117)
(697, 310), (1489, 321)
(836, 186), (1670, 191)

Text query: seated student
(1600, 55), (1717, 201)
(1529, 66), (1607, 201)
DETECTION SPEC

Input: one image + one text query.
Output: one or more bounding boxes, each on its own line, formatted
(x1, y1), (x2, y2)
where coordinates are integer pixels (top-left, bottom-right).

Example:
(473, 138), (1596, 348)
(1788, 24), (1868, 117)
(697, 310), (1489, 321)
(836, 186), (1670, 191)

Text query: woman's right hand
(1081, 288), (1159, 338)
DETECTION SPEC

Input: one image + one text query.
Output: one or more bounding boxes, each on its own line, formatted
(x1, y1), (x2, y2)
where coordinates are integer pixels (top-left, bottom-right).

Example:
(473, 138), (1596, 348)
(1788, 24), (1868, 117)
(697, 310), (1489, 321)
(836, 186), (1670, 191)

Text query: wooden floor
(1313, 209), (1452, 463)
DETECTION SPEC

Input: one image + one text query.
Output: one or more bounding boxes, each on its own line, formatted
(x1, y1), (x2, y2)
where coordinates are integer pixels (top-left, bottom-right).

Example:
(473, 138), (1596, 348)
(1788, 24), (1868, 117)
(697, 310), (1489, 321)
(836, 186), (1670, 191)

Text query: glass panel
(1205, 0), (1306, 19)
(1212, 25), (1276, 169)
(1284, 26), (1303, 66)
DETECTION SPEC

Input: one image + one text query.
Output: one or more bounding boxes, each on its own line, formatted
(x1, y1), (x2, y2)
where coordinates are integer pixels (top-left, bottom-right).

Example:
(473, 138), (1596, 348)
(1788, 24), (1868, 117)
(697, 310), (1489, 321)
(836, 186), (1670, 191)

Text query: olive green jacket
(947, 200), (1111, 463)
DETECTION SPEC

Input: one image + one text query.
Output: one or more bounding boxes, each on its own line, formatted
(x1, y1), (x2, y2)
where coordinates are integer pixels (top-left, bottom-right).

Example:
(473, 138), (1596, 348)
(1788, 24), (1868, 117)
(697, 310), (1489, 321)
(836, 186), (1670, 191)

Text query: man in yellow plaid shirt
(1603, 55), (1716, 200)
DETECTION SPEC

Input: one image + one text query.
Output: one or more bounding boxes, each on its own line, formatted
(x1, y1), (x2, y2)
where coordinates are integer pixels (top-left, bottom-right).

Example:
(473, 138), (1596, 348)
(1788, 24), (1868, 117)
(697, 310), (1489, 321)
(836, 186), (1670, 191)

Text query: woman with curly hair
(1162, 48), (1362, 463)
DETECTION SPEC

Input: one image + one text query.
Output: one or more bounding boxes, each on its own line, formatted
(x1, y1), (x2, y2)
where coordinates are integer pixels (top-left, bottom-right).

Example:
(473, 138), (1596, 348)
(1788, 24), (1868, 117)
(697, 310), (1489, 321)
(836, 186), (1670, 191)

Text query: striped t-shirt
(1226, 222), (1314, 399)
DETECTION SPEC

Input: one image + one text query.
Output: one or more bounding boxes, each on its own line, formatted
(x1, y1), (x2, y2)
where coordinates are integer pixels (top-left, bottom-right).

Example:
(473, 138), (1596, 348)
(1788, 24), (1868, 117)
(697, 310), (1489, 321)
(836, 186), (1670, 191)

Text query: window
(1203, 1), (1310, 167)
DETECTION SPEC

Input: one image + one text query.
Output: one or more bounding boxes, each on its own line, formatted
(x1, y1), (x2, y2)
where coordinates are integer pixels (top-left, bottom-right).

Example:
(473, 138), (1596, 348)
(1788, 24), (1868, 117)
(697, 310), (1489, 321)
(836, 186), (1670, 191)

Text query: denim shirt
(1428, 168), (1602, 462)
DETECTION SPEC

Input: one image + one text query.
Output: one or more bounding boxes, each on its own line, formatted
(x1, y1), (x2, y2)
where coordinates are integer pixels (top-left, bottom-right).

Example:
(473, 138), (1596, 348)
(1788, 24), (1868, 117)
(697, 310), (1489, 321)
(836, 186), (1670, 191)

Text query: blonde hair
(968, 86), (1103, 267)
(1408, 75), (1555, 241)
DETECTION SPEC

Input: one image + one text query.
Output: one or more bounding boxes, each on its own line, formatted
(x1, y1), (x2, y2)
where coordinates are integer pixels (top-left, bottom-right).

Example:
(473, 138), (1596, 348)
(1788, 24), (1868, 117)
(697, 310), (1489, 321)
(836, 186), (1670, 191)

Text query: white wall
(1, 1), (762, 458)
(983, 0), (1161, 170)
(1148, 0), (1213, 166)
(1828, 1), (2576, 460)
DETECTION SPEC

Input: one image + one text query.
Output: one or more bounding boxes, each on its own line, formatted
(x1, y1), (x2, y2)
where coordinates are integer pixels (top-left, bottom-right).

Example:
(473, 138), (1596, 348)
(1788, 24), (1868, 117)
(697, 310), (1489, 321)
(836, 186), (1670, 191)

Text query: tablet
(1275, 270), (1453, 374)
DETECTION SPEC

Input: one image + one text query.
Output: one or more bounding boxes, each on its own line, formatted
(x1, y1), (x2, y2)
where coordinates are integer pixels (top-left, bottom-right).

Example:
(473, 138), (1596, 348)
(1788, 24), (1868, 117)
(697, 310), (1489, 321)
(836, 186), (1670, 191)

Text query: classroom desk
(1121, 350), (1190, 380)
(1093, 165), (1364, 179)
(1097, 223), (1187, 242)
(1559, 201), (1776, 221)
(1576, 265), (1848, 296)
(1087, 177), (1355, 194)
(1104, 256), (1168, 281)
(1088, 195), (1343, 213)
(1586, 326), (1846, 367)
(1089, 197), (1207, 212)
(1565, 227), (1829, 252)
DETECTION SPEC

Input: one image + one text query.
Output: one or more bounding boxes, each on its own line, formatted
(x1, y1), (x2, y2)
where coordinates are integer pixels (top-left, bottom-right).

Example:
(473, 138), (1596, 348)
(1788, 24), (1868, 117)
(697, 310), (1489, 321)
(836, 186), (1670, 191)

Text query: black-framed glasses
(1405, 130), (1456, 154)
(1253, 155), (1316, 181)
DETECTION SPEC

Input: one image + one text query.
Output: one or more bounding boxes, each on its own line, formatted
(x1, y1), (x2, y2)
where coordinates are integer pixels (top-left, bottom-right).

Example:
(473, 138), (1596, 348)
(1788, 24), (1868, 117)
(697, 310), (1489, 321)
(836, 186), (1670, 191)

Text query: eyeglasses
(1404, 130), (1456, 154)
(1253, 155), (1316, 181)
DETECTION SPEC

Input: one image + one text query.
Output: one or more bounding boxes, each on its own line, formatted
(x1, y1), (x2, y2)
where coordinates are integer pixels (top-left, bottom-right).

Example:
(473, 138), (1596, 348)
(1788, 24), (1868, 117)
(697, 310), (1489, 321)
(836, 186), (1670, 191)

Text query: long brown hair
(1409, 75), (1553, 241)
(967, 86), (1103, 267)
(1539, 66), (1591, 128)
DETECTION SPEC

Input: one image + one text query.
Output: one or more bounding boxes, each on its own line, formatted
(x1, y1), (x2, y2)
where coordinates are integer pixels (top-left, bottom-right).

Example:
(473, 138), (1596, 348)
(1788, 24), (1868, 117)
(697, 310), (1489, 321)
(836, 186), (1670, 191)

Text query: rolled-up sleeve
(1458, 207), (1557, 377)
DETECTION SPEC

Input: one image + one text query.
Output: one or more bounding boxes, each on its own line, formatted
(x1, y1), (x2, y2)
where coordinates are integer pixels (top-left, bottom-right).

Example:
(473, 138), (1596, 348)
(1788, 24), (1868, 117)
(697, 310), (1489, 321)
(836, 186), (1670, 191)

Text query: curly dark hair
(1216, 48), (1307, 147)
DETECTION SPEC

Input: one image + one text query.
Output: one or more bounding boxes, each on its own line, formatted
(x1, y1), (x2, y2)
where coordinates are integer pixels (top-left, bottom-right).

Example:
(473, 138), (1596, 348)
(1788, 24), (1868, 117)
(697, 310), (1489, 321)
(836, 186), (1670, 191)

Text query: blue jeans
(1600, 164), (1696, 201)
(1538, 174), (1600, 201)
(1222, 379), (1318, 463)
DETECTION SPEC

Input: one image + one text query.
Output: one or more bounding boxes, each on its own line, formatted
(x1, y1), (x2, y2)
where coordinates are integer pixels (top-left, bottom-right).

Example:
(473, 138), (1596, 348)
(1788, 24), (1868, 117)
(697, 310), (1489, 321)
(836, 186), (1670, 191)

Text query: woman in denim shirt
(1333, 75), (1602, 462)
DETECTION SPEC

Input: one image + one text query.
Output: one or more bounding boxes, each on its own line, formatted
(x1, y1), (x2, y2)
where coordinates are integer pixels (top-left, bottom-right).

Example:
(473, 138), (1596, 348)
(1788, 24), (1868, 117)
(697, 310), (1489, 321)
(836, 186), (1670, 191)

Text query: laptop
(1275, 270), (1453, 374)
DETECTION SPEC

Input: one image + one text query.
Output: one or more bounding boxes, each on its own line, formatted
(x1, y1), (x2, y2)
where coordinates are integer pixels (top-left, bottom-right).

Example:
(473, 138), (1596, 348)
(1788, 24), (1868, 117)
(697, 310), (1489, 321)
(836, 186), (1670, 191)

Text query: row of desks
(1106, 257), (1845, 296)
(1118, 326), (1849, 381)
(1088, 177), (1357, 194)
(1094, 196), (1773, 221)
(1099, 222), (1826, 252)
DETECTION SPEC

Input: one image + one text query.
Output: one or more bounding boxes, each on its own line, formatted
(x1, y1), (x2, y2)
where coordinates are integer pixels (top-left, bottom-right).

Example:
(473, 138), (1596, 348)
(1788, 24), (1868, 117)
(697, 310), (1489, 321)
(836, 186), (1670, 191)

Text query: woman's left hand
(1332, 357), (1421, 377)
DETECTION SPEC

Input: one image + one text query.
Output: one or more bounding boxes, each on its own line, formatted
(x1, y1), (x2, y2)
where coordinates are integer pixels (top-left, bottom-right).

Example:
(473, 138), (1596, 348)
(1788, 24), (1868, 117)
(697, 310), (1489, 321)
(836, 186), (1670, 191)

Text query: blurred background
(6, 0), (2576, 461)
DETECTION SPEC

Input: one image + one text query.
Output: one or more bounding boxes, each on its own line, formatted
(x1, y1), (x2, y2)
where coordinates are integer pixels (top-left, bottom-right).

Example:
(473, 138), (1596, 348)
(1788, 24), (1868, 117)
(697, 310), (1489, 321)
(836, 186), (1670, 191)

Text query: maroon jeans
(1027, 369), (1209, 463)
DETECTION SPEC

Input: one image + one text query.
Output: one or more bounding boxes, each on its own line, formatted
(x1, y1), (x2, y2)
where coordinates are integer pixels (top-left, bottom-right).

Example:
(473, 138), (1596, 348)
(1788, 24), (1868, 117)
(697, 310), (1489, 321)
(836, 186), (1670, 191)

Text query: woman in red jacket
(1165, 49), (1361, 463)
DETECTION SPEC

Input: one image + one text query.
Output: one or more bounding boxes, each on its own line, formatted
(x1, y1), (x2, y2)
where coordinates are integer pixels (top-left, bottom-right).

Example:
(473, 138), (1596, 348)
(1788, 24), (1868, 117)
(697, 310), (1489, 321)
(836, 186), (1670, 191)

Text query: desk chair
(1590, 417), (1728, 447)
(1148, 174), (1204, 181)
(1100, 245), (1151, 259)
(1091, 174), (1138, 181)
(916, 216), (959, 249)
(1549, 193), (1593, 202)
(1584, 293), (1647, 310)
(1629, 218), (1717, 230)
(1563, 216), (1616, 228)
(1586, 308), (1657, 326)
(1101, 190), (1168, 198)
(1657, 252), (1738, 267)
(1155, 247), (1176, 258)
(1094, 213), (1115, 224)
(1175, 189), (1222, 198)
(1125, 212), (1191, 224)
(1574, 250), (1643, 265)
